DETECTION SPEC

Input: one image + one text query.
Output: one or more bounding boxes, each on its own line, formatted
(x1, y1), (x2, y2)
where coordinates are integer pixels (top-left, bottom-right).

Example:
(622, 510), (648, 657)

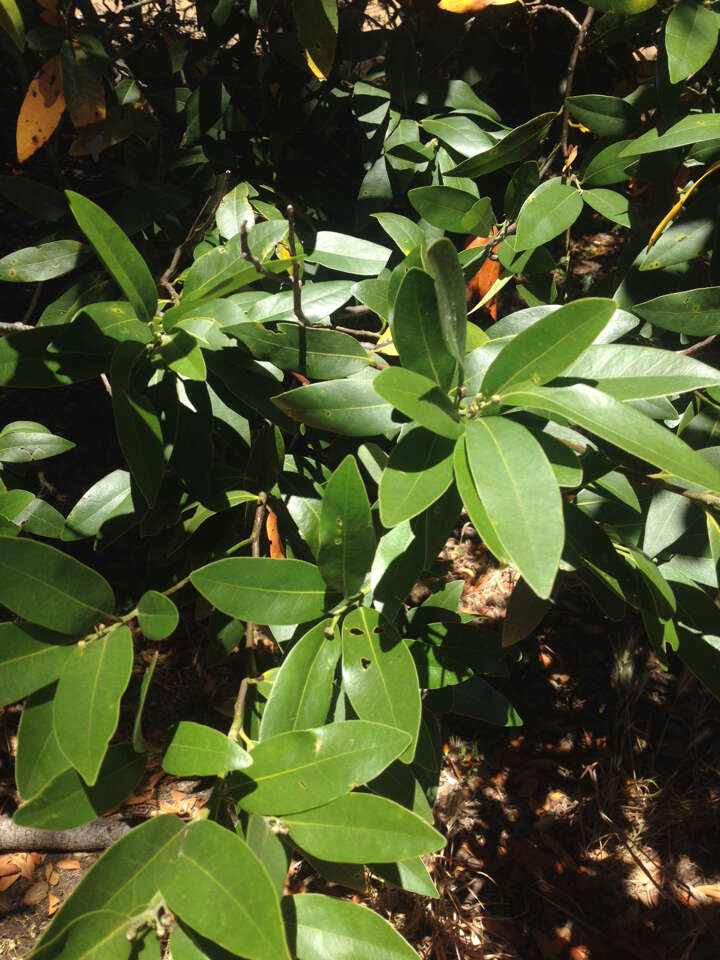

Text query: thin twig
(560, 7), (594, 157)
(22, 282), (44, 325)
(100, 373), (113, 396)
(240, 221), (279, 282)
(529, 2), (582, 31)
(228, 492), (267, 744)
(0, 321), (33, 336)
(286, 204), (310, 326)
(333, 325), (382, 338)
(159, 171), (230, 302)
(677, 334), (719, 357)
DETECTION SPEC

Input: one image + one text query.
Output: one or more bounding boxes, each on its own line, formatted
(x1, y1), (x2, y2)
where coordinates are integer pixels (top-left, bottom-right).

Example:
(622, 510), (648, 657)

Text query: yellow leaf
(438, 0), (520, 11)
(647, 159), (720, 250)
(16, 55), (65, 163)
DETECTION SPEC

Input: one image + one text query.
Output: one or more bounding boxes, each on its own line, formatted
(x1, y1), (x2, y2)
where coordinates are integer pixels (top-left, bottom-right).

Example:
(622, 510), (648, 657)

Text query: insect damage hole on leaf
(361, 657), (372, 670)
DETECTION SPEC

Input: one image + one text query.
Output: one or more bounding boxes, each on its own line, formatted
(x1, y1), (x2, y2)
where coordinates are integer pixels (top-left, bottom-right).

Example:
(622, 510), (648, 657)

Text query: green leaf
(425, 237), (467, 365)
(620, 113), (720, 156)
(282, 792), (444, 862)
(632, 287), (720, 336)
(643, 488), (694, 557)
(14, 498), (66, 539)
(407, 186), (477, 232)
(0, 0), (24, 50)
(342, 607), (421, 764)
(466, 418), (563, 598)
(583, 188), (631, 227)
(137, 590), (179, 640)
(133, 652), (157, 754)
(30, 910), (148, 960)
(372, 213), (425, 255)
(249, 281), (354, 325)
(514, 179), (584, 252)
(308, 232), (391, 275)
(274, 376), (397, 436)
(190, 557), (333, 625)
(503, 578), (551, 647)
(169, 920), (239, 960)
(151, 329), (207, 381)
(482, 297), (616, 396)
(16, 685), (70, 799)
(232, 720), (410, 814)
(0, 622), (75, 707)
(452, 436), (506, 562)
(35, 815), (184, 948)
(63, 469), (133, 541)
(566, 95), (639, 137)
(447, 112), (556, 179)
(182, 239), (258, 303)
(423, 114), (498, 158)
(282, 893), (419, 960)
(293, 0), (337, 79)
(318, 455), (375, 597)
(582, 140), (638, 187)
(561, 344), (720, 399)
(666, 0), (720, 84)
(14, 744), (145, 831)
(110, 342), (165, 509)
(260, 619), (340, 739)
(247, 815), (291, 900)
(501, 383), (720, 492)
(216, 183), (254, 239)
(0, 326), (107, 388)
(161, 820), (291, 960)
(65, 191), (157, 324)
(0, 241), (86, 282)
(0, 537), (114, 635)
(430, 676), (522, 725)
(373, 367), (462, 439)
(370, 858), (439, 898)
(0, 421), (74, 462)
(163, 721), (252, 776)
(379, 428), (454, 527)
(392, 268), (456, 390)
(54, 627), (133, 785)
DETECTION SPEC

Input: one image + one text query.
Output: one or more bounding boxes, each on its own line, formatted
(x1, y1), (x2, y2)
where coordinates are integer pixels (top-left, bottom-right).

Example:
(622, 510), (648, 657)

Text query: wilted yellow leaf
(438, 0), (520, 12)
(16, 55), (66, 163)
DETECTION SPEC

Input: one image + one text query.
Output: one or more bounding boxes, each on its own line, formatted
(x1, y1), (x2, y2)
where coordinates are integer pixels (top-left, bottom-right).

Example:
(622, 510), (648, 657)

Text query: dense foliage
(1, 0), (720, 956)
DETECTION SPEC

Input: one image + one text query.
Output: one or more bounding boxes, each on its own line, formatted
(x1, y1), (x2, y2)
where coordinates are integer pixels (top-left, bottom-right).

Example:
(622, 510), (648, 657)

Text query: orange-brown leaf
(438, 0), (519, 11)
(464, 232), (501, 321)
(16, 55), (65, 163)
(266, 508), (286, 559)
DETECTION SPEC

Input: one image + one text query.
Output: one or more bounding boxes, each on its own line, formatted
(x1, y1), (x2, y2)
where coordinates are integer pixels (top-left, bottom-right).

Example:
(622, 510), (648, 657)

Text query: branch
(0, 815), (130, 851)
(286, 204), (310, 327)
(677, 334), (719, 358)
(0, 321), (34, 336)
(529, 3), (582, 31)
(240, 221), (280, 282)
(560, 8), (594, 158)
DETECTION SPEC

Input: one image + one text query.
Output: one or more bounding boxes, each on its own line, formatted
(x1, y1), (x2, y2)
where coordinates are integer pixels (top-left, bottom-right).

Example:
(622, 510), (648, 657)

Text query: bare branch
(677, 334), (719, 358)
(529, 3), (582, 31)
(286, 204), (310, 326)
(0, 321), (33, 336)
(240, 220), (279, 282)
(560, 8), (594, 158)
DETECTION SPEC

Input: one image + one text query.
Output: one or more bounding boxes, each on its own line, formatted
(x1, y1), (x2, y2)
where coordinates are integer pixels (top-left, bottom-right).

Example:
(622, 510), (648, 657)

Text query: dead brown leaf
(23, 881), (49, 907)
(56, 859), (81, 871)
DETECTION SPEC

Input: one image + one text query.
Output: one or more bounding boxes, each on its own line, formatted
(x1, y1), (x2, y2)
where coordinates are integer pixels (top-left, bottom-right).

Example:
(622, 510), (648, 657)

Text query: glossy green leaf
(636, 217), (714, 272)
(182, 239), (258, 303)
(54, 627), (133, 785)
(632, 287), (720, 335)
(482, 297), (616, 397)
(260, 619), (341, 739)
(137, 590), (179, 640)
(191, 557), (332, 625)
(582, 140), (638, 187)
(35, 815), (184, 948)
(666, 0), (719, 83)
(0, 622), (74, 707)
(0, 537), (114, 635)
(466, 418), (563, 598)
(372, 213), (425, 255)
(63, 469), (133, 541)
(283, 792), (444, 862)
(66, 191), (157, 324)
(151, 329), (207, 381)
(342, 607), (421, 763)
(392, 268), (456, 390)
(216, 183), (254, 239)
(0, 241), (86, 282)
(249, 282), (353, 326)
(14, 498), (65, 539)
(370, 857), (439, 898)
(247, 814), (290, 901)
(426, 237), (467, 365)
(0, 488), (33, 519)
(583, 188), (631, 227)
(502, 578), (551, 647)
(502, 383), (720, 491)
(16, 685), (69, 799)
(30, 909), (150, 960)
(14, 744), (145, 831)
(620, 113), (720, 156)
(566, 95), (638, 137)
(309, 232), (391, 275)
(233, 720), (410, 814)
(424, 114), (498, 158)
(293, 0), (337, 79)
(532, 431), (583, 487)
(0, 0), (24, 50)
(514, 179), (584, 252)
(368, 762), (433, 822)
(110, 342), (164, 509)
(318, 455), (375, 597)
(282, 893), (419, 960)
(0, 421), (74, 462)
(643, 488), (695, 557)
(448, 112), (556, 178)
(430, 675), (522, 725)
(236, 324), (369, 379)
(379, 428), (454, 527)
(562, 344), (720, 399)
(407, 186), (477, 232)
(161, 820), (291, 960)
(0, 326), (107, 388)
(169, 920), (239, 960)
(163, 721), (252, 776)
(373, 367), (462, 439)
(274, 376), (397, 436)
(132, 652), (157, 754)
(452, 436), (507, 562)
